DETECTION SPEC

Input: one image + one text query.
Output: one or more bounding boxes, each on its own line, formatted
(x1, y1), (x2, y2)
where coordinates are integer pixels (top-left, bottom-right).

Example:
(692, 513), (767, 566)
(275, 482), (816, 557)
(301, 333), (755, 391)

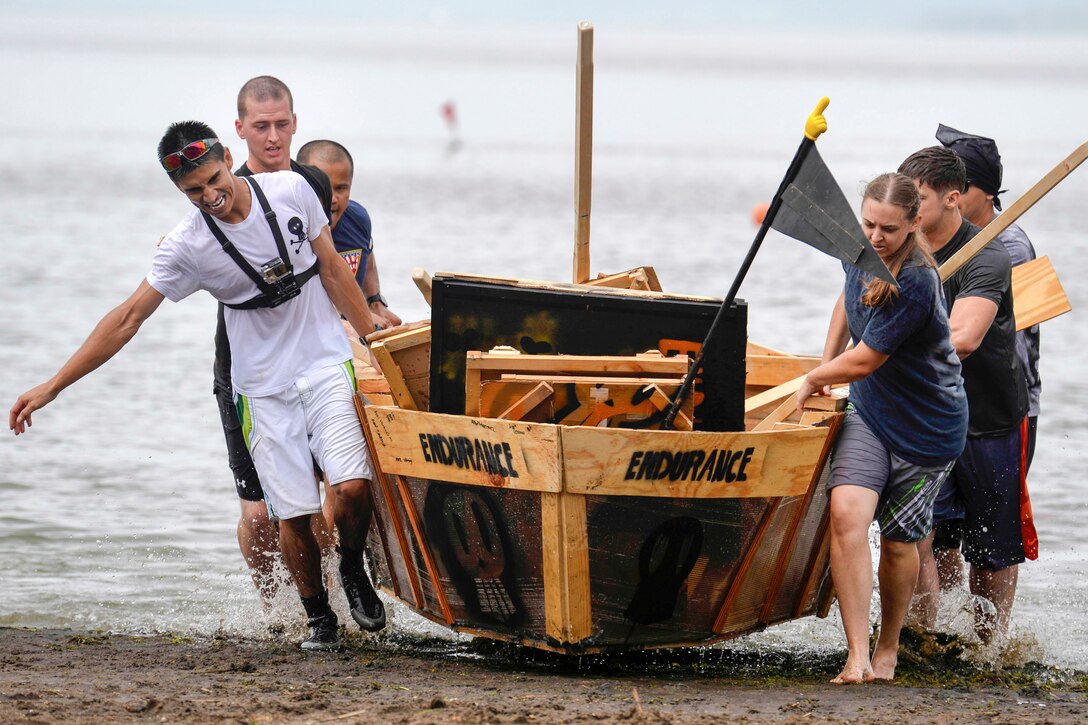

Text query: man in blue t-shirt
(297, 140), (401, 330)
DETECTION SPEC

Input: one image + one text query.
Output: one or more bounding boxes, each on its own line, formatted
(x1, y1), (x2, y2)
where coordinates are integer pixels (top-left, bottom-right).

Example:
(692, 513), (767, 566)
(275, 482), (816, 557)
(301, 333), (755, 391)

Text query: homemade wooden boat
(350, 23), (847, 654)
(350, 270), (844, 654)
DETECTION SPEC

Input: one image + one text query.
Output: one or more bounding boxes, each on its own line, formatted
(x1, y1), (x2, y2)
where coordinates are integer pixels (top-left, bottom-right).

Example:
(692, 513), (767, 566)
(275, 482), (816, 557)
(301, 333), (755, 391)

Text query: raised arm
(10, 279), (165, 434)
(313, 225), (379, 349)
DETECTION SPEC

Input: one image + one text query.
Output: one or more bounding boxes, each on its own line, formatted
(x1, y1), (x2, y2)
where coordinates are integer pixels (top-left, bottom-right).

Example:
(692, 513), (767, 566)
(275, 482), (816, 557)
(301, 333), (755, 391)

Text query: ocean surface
(1, 12), (1086, 669)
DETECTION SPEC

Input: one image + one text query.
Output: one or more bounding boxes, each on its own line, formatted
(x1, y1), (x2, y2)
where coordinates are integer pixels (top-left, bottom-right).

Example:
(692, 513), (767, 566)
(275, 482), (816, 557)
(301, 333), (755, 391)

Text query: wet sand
(2, 627), (1085, 723)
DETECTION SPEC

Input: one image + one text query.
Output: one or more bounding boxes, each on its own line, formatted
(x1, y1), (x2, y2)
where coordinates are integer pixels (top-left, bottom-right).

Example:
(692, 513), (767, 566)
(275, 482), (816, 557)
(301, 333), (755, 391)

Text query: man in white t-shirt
(9, 121), (384, 652)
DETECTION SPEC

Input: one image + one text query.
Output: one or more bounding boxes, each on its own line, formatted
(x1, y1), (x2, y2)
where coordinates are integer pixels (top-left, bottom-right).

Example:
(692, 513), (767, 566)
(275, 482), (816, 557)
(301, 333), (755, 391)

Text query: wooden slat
(1011, 255), (1072, 330)
(393, 474), (454, 625)
(541, 491), (593, 643)
(412, 267), (433, 306)
(365, 407), (563, 493)
(586, 266), (663, 292)
(561, 426), (831, 499)
(752, 396), (797, 432)
(497, 382), (554, 421)
(433, 271), (719, 303)
(712, 498), (782, 633)
(746, 340), (795, 357)
(561, 492), (592, 641)
(792, 413), (842, 619)
(370, 325), (431, 411)
(761, 411), (841, 625)
(746, 354), (821, 387)
(358, 408), (424, 608)
(467, 350), (690, 376)
(371, 341), (418, 411)
(573, 21), (593, 283)
(744, 375), (806, 414)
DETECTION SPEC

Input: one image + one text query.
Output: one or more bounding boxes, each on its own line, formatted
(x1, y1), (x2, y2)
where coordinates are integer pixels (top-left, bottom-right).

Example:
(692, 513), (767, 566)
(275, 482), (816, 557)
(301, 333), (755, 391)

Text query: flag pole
(663, 97), (830, 430)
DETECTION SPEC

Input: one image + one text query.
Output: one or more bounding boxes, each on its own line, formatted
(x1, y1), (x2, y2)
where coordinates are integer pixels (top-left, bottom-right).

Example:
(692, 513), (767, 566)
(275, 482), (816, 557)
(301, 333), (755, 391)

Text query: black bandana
(936, 123), (1006, 211)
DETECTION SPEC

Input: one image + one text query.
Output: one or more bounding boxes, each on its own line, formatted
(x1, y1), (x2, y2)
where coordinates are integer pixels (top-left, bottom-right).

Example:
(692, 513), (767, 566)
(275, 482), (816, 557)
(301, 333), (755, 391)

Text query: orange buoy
(752, 201), (770, 226)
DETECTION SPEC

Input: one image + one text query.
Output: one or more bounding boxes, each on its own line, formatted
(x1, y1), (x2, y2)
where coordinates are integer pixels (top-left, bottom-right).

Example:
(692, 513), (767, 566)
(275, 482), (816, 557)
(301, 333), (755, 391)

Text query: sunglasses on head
(160, 138), (219, 172)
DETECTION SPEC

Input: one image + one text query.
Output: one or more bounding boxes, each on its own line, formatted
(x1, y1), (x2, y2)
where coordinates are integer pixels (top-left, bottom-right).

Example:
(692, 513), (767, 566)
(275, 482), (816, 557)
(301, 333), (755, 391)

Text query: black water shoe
(301, 612), (342, 652)
(340, 567), (386, 632)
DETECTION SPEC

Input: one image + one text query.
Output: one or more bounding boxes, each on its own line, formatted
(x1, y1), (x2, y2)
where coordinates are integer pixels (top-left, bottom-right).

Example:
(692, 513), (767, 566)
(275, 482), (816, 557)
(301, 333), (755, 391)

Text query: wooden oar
(758, 142), (1087, 416)
(573, 21), (593, 283)
(1011, 255), (1072, 330)
(940, 139), (1088, 281)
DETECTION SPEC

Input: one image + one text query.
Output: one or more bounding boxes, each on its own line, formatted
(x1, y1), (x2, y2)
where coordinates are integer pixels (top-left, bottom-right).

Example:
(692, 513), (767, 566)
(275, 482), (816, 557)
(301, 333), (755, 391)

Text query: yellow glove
(804, 97), (830, 141)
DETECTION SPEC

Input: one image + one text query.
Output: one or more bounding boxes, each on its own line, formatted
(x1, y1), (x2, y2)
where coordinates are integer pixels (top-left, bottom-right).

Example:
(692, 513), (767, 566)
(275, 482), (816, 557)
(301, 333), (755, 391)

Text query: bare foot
(830, 659), (873, 684)
(870, 646), (898, 681)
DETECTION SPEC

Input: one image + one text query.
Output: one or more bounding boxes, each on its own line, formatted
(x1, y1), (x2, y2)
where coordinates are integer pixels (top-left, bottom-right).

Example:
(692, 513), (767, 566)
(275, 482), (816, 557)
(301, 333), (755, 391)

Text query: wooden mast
(573, 21), (594, 283)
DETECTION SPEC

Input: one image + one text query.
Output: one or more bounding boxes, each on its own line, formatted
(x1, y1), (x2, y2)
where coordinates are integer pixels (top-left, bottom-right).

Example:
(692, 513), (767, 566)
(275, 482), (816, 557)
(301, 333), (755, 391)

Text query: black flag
(770, 146), (897, 287)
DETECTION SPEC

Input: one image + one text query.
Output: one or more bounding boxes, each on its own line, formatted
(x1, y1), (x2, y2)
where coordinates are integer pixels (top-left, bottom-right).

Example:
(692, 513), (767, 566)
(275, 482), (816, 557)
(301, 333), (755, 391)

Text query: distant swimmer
(10, 122), (381, 652)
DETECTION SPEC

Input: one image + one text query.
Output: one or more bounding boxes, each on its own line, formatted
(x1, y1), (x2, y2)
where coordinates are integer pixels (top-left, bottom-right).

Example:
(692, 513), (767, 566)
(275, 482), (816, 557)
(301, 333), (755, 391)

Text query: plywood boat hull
(361, 406), (840, 653)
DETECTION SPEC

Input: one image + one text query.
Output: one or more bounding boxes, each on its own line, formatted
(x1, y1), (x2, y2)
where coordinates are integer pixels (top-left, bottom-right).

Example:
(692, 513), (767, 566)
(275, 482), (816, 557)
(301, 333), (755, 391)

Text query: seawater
(1, 13), (1086, 670)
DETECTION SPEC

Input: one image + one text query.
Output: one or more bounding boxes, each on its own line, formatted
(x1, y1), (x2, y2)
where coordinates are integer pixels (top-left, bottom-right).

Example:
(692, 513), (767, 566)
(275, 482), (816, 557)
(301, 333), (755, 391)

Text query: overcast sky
(3, 0), (1086, 35)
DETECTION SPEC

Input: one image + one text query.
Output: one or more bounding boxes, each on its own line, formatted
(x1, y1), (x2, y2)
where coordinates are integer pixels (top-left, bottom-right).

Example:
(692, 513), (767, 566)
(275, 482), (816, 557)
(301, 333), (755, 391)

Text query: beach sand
(2, 627), (1085, 723)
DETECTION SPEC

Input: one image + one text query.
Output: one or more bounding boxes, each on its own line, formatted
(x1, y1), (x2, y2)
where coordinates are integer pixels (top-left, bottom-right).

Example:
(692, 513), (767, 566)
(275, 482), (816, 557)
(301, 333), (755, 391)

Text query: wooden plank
(646, 385), (693, 431)
(744, 375), (806, 414)
(560, 492), (593, 641)
(746, 340), (795, 357)
(366, 318), (430, 345)
(499, 373), (684, 385)
(540, 492), (565, 641)
(562, 426), (831, 499)
(752, 396), (797, 432)
(746, 354), (821, 387)
(365, 407), (563, 493)
(799, 410), (837, 426)
(480, 378), (692, 429)
(540, 491), (593, 643)
(467, 349), (690, 376)
(433, 271), (719, 303)
(587, 266), (663, 292)
(800, 387), (850, 412)
(371, 340), (418, 411)
(370, 325), (431, 411)
(712, 498), (781, 633)
(939, 139), (1088, 282)
(497, 382), (554, 421)
(359, 410), (424, 608)
(573, 21), (593, 284)
(412, 267), (433, 307)
(393, 474), (454, 625)
(792, 413), (842, 619)
(761, 412), (840, 625)
(1011, 255), (1072, 330)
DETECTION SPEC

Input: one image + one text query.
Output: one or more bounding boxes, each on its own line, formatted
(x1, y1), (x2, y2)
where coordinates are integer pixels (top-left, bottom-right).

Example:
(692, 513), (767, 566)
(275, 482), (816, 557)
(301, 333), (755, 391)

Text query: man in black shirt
(900, 147), (1031, 643)
(214, 76), (385, 639)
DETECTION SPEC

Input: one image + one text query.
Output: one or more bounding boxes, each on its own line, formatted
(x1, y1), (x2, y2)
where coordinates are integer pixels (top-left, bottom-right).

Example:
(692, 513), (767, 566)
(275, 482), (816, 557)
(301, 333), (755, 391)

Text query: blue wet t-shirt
(332, 200), (373, 289)
(843, 253), (968, 466)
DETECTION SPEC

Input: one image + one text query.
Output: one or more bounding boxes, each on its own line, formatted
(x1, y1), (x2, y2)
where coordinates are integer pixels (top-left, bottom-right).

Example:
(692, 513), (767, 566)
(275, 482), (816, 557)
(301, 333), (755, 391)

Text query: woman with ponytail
(796, 172), (968, 684)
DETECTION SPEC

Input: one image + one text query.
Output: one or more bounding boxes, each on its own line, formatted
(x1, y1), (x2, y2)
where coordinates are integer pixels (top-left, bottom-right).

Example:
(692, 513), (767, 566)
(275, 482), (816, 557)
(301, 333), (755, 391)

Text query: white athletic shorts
(234, 361), (373, 521)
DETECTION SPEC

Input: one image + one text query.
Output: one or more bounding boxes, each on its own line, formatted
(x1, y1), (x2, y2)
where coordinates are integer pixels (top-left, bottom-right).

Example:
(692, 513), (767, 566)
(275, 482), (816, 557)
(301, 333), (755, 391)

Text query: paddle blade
(770, 146), (897, 287)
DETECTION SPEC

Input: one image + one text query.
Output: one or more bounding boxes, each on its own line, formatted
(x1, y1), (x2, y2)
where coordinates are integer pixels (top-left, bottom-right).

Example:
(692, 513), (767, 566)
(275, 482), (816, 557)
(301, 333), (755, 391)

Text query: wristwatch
(366, 293), (388, 307)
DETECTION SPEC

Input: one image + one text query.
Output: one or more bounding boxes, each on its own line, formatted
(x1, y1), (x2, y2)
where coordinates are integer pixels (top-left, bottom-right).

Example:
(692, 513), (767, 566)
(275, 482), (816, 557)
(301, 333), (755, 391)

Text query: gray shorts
(829, 407), (954, 543)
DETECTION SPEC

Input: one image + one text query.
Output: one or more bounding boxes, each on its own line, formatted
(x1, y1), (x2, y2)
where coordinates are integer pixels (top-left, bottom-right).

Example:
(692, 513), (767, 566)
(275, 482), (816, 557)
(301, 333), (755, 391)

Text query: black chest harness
(201, 176), (320, 310)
